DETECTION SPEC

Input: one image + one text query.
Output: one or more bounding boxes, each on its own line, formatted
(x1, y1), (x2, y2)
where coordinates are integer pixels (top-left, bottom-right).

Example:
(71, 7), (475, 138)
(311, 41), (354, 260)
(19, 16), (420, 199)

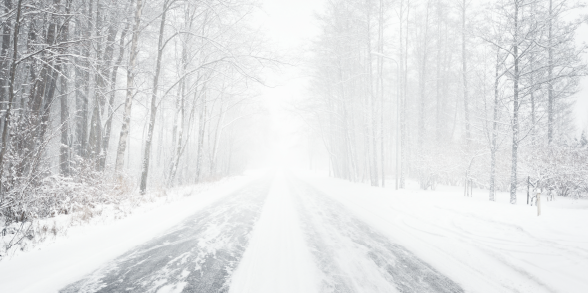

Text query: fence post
(537, 192), (541, 216)
(464, 172), (467, 197)
(527, 176), (530, 205)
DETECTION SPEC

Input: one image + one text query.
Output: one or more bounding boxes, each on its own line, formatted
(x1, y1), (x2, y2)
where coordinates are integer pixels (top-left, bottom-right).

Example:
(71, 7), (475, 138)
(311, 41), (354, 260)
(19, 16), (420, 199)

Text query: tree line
(303, 0), (587, 202)
(0, 0), (272, 225)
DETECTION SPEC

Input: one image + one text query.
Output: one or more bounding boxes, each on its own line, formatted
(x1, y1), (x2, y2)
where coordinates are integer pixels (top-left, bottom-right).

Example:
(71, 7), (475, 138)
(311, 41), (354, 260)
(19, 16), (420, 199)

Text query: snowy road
(59, 174), (463, 293)
(60, 180), (271, 293)
(291, 177), (463, 293)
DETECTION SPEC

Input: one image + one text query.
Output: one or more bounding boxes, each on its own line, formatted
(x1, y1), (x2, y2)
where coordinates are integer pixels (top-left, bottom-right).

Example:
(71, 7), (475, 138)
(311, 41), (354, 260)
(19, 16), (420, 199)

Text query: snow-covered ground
(300, 171), (588, 293)
(229, 173), (321, 293)
(1, 169), (586, 293)
(0, 174), (258, 293)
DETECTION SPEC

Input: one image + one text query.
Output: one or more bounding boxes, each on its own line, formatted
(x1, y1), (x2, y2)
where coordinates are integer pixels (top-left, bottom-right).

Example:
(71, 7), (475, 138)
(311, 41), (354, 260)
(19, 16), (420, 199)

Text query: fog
(1, 0), (588, 291)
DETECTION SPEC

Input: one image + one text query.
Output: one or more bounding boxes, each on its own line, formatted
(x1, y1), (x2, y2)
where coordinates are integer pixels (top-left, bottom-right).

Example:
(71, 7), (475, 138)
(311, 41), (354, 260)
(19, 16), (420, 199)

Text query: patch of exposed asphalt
(290, 177), (464, 293)
(60, 180), (270, 293)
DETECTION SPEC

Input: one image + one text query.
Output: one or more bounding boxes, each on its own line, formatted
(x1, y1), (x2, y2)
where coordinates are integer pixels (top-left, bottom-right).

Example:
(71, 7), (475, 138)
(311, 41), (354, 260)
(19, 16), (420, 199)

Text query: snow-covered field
(1, 169), (586, 293)
(301, 171), (588, 293)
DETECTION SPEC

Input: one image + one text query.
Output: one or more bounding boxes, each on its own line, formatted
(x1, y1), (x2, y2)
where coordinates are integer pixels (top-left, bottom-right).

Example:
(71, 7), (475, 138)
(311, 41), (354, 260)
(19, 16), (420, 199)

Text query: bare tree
(115, 0), (143, 172)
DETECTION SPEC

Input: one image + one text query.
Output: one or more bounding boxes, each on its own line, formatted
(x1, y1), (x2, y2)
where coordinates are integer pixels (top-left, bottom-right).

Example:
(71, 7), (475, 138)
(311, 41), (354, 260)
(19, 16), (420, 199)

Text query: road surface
(60, 175), (463, 293)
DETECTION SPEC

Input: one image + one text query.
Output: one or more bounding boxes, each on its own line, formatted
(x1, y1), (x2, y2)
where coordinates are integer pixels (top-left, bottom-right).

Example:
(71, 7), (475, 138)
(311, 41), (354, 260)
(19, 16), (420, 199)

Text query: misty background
(0, 0), (587, 229)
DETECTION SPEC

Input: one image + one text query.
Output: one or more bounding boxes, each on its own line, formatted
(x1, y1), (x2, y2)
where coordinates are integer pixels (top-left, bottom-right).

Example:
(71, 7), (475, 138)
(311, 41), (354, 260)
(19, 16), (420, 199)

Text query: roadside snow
(229, 172), (321, 293)
(2, 169), (585, 293)
(0, 174), (257, 293)
(300, 171), (588, 293)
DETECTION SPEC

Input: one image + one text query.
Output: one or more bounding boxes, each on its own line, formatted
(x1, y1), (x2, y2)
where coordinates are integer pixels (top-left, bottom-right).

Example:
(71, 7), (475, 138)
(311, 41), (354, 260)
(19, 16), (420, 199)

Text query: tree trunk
(168, 75), (185, 186)
(400, 2), (410, 189)
(60, 67), (70, 176)
(58, 0), (73, 176)
(490, 49), (500, 202)
(397, 0), (404, 189)
(418, 4), (429, 155)
(91, 1), (118, 169)
(30, 0), (59, 133)
(139, 0), (168, 194)
(366, 0), (378, 187)
(169, 81), (197, 186)
(168, 4), (192, 186)
(87, 0), (101, 165)
(378, 0), (386, 187)
(38, 1), (62, 141)
(195, 91), (207, 183)
(530, 58), (536, 145)
(462, 0), (470, 148)
(378, 0), (385, 187)
(208, 100), (225, 178)
(87, 101), (102, 164)
(547, 0), (554, 144)
(101, 21), (129, 170)
(0, 0), (23, 186)
(510, 1), (520, 205)
(75, 0), (91, 159)
(435, 0), (443, 143)
(0, 0), (11, 138)
(115, 0), (143, 172)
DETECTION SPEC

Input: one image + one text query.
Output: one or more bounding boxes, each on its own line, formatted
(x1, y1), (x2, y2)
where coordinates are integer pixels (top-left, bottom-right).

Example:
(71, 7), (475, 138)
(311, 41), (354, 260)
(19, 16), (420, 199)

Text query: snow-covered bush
(416, 144), (464, 189)
(0, 111), (130, 228)
(1, 162), (133, 225)
(525, 142), (588, 198)
(0, 158), (135, 255)
(0, 122), (133, 254)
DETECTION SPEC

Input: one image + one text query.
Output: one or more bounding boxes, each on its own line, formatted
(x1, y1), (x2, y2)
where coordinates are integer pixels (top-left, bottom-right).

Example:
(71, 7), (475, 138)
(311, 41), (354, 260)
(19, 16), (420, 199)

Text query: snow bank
(0, 174), (257, 293)
(300, 171), (588, 293)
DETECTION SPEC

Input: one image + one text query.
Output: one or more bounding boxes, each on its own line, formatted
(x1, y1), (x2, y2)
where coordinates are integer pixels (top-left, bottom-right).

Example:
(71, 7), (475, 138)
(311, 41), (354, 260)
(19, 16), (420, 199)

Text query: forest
(0, 0), (274, 227)
(0, 0), (587, 245)
(0, 0), (588, 291)
(302, 0), (588, 203)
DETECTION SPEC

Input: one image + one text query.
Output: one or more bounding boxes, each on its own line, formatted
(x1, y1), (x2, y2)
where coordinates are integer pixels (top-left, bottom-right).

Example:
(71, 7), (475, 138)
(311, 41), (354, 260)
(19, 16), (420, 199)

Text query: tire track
(290, 177), (464, 293)
(60, 180), (271, 293)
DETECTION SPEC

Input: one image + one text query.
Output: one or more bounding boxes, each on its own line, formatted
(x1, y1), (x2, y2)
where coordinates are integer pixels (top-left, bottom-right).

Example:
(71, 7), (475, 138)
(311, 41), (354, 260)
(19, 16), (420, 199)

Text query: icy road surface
(60, 180), (271, 293)
(291, 177), (463, 293)
(59, 174), (463, 293)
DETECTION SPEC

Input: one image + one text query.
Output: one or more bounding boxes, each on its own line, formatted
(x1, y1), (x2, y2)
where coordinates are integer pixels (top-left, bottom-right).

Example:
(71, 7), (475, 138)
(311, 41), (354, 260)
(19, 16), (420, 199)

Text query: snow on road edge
(299, 171), (588, 293)
(0, 173), (259, 293)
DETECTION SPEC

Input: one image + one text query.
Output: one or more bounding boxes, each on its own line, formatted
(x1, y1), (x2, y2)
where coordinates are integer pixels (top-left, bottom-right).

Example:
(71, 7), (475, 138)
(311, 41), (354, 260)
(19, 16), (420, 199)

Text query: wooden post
(464, 171), (468, 197)
(537, 192), (541, 216)
(527, 176), (530, 205)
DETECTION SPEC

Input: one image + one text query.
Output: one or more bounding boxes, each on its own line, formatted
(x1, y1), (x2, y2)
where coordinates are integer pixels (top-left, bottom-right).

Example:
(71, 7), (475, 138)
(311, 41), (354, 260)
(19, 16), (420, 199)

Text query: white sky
(260, 0), (323, 48)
